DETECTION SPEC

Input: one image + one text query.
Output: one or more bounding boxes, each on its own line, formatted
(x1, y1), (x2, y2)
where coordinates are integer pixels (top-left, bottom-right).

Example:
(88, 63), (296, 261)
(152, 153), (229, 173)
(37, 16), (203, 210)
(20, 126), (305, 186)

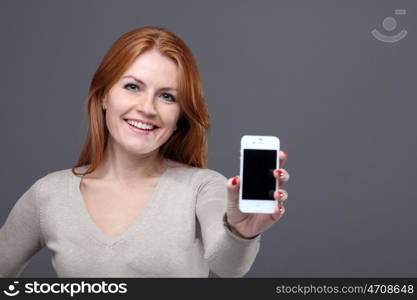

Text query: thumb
(227, 176), (240, 208)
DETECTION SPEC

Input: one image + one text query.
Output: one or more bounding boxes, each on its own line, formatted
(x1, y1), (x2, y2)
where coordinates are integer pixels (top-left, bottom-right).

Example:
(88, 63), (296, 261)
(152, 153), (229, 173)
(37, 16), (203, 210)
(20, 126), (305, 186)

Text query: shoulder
(167, 162), (227, 189)
(15, 167), (75, 210)
(41, 167), (74, 184)
(193, 168), (228, 184)
(33, 167), (78, 196)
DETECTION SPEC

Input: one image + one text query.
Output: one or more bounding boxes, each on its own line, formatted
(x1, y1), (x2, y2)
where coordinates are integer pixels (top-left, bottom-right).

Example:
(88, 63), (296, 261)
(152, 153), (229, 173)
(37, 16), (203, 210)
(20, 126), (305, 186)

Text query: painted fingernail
(277, 170), (284, 177)
(232, 177), (238, 185)
(278, 191), (284, 199)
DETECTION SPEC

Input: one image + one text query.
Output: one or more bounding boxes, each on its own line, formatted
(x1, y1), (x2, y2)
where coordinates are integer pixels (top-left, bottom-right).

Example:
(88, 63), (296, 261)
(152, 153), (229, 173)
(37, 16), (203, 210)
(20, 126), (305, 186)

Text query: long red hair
(72, 26), (210, 176)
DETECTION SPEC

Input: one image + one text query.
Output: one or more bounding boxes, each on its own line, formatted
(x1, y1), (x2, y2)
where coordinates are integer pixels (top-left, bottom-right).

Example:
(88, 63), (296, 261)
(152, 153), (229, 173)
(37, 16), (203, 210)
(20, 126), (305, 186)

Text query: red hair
(72, 26), (210, 176)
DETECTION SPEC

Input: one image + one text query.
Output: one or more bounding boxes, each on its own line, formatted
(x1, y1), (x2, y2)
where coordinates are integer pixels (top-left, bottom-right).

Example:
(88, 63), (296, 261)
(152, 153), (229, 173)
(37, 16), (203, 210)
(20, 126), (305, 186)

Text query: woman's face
(102, 49), (181, 157)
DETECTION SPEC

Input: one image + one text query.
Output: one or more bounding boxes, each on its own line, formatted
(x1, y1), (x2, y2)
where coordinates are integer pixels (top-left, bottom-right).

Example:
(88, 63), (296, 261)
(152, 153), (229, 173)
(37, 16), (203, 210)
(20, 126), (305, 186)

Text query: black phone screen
(242, 149), (277, 200)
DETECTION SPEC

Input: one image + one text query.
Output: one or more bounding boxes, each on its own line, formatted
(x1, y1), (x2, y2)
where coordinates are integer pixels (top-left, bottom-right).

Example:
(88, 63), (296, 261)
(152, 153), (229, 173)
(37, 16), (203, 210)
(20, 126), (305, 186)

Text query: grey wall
(1, 0), (416, 277)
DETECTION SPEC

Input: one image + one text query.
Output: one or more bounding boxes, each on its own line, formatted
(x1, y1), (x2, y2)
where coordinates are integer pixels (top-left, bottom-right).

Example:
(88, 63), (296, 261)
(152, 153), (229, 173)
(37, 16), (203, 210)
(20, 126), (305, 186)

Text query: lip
(125, 120), (159, 135)
(123, 118), (159, 128)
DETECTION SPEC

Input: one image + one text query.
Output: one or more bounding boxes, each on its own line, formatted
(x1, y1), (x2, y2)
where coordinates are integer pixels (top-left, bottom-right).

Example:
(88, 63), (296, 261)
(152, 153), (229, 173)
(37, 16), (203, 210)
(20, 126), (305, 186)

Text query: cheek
(169, 107), (181, 124)
(160, 106), (180, 127)
(104, 108), (125, 135)
(167, 117), (178, 128)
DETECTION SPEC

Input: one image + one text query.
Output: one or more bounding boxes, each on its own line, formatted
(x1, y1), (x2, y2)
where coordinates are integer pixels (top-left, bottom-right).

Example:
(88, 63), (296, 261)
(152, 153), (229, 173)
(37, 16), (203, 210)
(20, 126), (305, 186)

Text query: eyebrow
(121, 75), (177, 92)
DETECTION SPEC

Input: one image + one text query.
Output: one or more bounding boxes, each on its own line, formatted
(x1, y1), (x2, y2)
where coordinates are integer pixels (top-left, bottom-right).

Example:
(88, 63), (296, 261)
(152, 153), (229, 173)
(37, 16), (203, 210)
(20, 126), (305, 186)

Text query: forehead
(122, 50), (178, 88)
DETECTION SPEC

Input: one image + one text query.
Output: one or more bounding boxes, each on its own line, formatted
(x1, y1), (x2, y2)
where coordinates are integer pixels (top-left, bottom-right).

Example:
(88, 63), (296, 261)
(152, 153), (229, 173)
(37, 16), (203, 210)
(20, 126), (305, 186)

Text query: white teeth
(126, 120), (155, 130)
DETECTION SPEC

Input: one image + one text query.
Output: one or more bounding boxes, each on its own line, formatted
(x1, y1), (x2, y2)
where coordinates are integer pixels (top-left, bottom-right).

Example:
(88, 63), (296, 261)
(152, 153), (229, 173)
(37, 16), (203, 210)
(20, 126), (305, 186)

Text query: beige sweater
(0, 162), (262, 277)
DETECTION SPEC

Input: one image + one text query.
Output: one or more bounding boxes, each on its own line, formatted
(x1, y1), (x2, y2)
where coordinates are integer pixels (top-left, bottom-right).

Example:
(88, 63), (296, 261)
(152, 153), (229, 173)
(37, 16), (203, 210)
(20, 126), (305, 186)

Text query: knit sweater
(0, 161), (262, 277)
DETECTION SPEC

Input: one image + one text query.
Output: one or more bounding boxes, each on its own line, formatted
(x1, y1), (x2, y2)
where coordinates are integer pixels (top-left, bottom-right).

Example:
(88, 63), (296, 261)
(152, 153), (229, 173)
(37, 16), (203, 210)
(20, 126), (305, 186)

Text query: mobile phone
(239, 135), (280, 214)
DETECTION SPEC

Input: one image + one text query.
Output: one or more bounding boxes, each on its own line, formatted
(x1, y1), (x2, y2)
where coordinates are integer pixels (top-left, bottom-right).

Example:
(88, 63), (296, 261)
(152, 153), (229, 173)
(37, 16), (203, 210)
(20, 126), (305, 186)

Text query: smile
(126, 119), (158, 130)
(125, 119), (159, 135)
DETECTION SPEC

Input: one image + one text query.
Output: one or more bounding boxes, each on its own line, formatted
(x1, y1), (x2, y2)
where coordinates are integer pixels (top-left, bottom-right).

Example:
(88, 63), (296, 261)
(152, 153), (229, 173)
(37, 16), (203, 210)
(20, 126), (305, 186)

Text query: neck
(91, 139), (168, 186)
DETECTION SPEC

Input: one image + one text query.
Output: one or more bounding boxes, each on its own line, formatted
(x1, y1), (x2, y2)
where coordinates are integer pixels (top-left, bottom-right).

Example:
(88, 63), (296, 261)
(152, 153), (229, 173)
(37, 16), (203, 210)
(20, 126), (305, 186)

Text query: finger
(271, 202), (285, 221)
(279, 150), (288, 168)
(273, 169), (290, 187)
(274, 189), (288, 203)
(227, 176), (240, 207)
(228, 175), (240, 189)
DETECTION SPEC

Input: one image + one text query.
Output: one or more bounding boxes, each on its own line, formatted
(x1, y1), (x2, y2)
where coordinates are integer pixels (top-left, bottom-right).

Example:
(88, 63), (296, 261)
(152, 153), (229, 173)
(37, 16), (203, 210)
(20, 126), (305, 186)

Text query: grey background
(1, 0), (416, 277)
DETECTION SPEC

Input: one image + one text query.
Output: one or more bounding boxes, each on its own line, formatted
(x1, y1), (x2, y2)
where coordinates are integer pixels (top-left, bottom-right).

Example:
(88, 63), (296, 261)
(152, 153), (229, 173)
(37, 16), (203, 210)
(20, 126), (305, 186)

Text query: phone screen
(242, 149), (277, 200)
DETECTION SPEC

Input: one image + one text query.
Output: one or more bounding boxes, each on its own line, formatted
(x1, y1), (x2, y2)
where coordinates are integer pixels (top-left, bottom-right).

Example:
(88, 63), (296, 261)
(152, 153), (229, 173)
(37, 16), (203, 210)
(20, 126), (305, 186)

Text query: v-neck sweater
(0, 162), (262, 277)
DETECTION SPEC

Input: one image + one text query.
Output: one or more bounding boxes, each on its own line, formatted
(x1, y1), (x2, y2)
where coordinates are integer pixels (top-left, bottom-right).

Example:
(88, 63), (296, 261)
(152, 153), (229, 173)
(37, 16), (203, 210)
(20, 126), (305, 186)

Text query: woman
(0, 26), (290, 277)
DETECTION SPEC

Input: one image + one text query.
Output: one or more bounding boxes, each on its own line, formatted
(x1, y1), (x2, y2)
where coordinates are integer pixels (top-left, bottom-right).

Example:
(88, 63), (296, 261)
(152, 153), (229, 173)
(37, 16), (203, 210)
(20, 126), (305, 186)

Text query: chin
(128, 145), (160, 156)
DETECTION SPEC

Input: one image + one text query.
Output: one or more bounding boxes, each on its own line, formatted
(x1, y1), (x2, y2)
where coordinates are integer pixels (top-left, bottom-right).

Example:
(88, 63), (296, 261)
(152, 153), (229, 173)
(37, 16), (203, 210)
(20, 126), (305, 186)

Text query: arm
(0, 178), (45, 277)
(196, 170), (262, 277)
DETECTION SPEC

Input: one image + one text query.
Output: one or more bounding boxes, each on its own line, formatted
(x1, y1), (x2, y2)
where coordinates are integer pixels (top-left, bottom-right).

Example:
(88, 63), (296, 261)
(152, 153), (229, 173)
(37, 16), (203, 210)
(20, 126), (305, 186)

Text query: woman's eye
(124, 83), (139, 91)
(124, 83), (175, 102)
(161, 93), (176, 102)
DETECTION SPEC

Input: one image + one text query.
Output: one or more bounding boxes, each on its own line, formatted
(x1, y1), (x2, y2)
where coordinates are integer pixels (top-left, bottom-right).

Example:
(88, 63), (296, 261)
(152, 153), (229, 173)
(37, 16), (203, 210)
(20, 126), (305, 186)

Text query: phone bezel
(239, 135), (280, 214)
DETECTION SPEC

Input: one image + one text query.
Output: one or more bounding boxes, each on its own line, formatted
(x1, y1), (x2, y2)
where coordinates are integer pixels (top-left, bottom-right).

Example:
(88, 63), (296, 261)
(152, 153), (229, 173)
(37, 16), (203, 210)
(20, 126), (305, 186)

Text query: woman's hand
(225, 150), (290, 239)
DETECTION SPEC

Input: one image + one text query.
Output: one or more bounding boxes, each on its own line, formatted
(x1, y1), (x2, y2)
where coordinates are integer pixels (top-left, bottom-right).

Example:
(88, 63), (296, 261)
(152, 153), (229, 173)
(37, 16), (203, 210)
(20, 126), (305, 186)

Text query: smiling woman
(97, 49), (182, 168)
(0, 26), (284, 278)
(73, 27), (211, 175)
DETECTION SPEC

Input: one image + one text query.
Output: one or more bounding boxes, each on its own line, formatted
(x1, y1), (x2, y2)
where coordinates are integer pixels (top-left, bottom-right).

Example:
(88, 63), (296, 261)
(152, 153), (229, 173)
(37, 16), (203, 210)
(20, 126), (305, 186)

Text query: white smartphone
(239, 135), (280, 214)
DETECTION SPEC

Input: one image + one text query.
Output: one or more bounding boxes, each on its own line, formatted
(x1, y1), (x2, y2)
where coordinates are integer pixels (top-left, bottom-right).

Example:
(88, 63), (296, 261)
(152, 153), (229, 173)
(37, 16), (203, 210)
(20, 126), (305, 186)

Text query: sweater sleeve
(0, 177), (46, 277)
(196, 169), (262, 277)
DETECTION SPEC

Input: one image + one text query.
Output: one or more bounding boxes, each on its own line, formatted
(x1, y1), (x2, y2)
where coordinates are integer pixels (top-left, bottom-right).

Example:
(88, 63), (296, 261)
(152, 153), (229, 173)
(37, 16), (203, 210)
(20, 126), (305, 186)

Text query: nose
(137, 92), (157, 116)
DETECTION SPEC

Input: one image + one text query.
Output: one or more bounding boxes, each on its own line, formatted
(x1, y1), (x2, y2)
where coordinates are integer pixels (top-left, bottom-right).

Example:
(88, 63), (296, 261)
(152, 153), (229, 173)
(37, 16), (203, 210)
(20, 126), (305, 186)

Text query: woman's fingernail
(277, 170), (284, 177)
(232, 177), (238, 185)
(278, 191), (284, 199)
